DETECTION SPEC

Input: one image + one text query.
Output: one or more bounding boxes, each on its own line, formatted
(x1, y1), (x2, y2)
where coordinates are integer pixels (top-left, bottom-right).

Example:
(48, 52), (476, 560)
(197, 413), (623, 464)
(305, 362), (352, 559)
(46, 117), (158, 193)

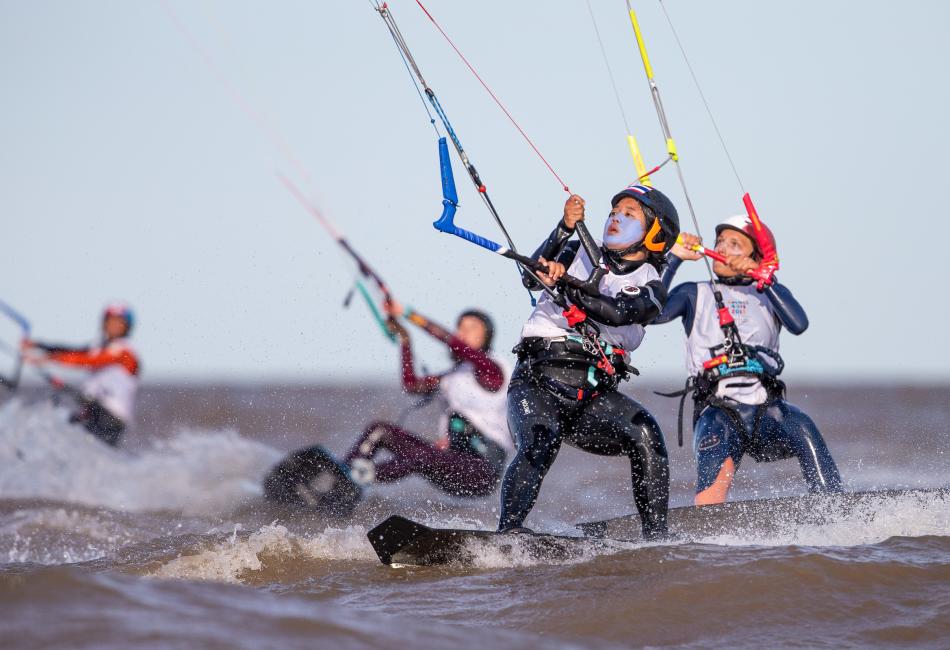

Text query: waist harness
(658, 345), (785, 446)
(515, 335), (638, 401)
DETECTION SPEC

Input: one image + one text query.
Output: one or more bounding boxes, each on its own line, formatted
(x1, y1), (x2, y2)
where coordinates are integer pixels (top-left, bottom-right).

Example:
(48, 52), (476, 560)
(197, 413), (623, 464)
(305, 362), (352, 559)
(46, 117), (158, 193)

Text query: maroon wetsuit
(344, 312), (508, 497)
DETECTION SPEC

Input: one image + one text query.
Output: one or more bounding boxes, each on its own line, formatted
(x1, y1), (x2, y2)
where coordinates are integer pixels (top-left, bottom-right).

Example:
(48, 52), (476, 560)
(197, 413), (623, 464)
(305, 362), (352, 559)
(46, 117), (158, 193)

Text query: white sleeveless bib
(685, 282), (780, 405)
(521, 246), (660, 355)
(81, 338), (140, 423)
(437, 356), (513, 451)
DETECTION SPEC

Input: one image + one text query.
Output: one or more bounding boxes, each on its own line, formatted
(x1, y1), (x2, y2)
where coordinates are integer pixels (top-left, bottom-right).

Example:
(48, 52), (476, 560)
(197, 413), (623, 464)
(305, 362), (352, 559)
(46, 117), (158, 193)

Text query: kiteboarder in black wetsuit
(497, 184), (679, 539)
(656, 218), (842, 504)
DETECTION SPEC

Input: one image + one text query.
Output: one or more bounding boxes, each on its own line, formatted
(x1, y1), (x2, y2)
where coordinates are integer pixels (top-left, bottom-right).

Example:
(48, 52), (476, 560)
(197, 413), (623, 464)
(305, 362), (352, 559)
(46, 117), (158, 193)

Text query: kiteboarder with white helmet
(657, 217), (842, 504)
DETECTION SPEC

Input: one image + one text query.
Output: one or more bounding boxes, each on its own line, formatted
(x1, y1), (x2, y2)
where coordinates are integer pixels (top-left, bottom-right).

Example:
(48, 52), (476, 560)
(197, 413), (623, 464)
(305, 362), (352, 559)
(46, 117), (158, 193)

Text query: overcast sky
(2, 0), (948, 383)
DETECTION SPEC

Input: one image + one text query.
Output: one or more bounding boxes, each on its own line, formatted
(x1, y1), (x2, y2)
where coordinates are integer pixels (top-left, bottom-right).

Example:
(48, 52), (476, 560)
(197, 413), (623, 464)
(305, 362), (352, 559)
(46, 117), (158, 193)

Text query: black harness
(514, 336), (637, 401)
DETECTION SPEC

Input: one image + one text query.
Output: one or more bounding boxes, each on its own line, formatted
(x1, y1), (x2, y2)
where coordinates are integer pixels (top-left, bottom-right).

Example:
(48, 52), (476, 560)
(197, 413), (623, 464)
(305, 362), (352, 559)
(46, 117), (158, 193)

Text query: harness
(515, 335), (637, 401)
(658, 286), (787, 446)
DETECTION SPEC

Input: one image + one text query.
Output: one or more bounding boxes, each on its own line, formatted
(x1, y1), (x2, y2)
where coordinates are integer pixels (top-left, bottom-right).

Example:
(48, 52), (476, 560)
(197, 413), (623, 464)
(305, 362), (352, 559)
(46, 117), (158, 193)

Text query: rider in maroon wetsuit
(343, 305), (513, 497)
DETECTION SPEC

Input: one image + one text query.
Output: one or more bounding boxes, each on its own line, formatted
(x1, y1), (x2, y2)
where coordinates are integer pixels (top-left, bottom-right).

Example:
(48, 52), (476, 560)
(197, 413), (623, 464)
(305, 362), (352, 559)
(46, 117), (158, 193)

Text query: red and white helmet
(103, 302), (135, 333)
(715, 215), (776, 260)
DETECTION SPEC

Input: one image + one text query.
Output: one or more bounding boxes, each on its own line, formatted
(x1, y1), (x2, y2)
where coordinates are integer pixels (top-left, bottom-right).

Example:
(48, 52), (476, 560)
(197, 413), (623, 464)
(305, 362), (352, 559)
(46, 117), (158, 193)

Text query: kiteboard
(367, 515), (610, 566)
(262, 445), (362, 518)
(576, 486), (949, 541)
(368, 486), (948, 565)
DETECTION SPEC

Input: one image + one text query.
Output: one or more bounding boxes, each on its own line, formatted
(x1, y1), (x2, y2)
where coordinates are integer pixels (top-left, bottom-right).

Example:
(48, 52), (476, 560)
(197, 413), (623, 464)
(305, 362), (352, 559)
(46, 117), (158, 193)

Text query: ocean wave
(0, 399), (282, 515)
(149, 522), (377, 583)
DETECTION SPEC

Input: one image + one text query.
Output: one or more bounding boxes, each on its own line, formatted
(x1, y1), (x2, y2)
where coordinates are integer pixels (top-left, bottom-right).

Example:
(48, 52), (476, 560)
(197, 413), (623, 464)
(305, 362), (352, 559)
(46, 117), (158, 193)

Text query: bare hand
(671, 232), (704, 261)
(22, 350), (46, 365)
(534, 256), (566, 287)
(726, 255), (759, 274)
(383, 299), (404, 318)
(562, 194), (586, 230)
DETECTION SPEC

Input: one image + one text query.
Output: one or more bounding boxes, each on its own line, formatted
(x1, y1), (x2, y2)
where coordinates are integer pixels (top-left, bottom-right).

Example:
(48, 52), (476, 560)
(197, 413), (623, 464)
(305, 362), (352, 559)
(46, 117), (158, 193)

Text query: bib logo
(698, 434), (720, 451)
(729, 298), (747, 318)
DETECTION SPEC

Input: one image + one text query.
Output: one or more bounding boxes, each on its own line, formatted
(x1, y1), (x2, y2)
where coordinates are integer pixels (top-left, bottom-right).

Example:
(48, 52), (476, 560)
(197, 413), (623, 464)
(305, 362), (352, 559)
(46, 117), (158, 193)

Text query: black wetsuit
(655, 256), (842, 495)
(498, 221), (671, 538)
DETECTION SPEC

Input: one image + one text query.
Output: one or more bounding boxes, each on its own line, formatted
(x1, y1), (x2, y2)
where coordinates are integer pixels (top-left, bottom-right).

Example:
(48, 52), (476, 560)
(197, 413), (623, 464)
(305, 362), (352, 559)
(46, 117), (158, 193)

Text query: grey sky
(2, 1), (948, 382)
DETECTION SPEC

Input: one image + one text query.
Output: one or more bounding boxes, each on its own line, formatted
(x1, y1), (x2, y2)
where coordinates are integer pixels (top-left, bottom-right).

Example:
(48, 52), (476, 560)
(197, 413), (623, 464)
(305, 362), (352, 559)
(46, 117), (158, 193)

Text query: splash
(0, 399), (282, 515)
(694, 488), (950, 548)
(151, 522), (376, 583)
(3, 507), (136, 564)
(464, 534), (633, 569)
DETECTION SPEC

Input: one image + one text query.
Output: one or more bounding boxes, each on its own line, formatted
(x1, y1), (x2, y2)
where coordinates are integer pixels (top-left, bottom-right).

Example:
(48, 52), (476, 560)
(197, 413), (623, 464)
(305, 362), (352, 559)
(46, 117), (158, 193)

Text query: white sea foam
(695, 488), (950, 548)
(0, 399), (282, 515)
(150, 522), (376, 582)
(2, 507), (137, 564)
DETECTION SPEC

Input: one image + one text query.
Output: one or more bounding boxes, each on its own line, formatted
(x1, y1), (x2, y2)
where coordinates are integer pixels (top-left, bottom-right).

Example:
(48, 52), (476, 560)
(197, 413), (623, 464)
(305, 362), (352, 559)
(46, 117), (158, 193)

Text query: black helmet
(457, 309), (494, 351)
(610, 184), (680, 254)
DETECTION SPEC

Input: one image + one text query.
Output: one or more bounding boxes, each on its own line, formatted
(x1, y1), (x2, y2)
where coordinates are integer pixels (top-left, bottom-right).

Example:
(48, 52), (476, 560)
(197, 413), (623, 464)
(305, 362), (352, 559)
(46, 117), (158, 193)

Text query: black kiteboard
(576, 486), (949, 541)
(367, 515), (610, 566)
(262, 445), (362, 518)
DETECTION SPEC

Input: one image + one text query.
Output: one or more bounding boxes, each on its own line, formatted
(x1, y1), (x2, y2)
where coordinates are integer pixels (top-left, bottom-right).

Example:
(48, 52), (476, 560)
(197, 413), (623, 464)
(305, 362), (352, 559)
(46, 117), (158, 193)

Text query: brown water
(1, 383), (948, 648)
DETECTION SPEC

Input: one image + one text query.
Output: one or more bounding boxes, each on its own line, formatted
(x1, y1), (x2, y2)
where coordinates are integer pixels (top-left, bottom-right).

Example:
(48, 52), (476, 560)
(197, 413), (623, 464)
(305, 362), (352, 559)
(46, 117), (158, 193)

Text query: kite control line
(0, 299), (83, 394)
(651, 0), (780, 285)
(374, 1), (520, 251)
(375, 2), (578, 298)
(375, 2), (621, 374)
(279, 174), (397, 342)
(585, 0), (656, 186)
(626, 2), (777, 282)
(625, 0), (712, 280)
(629, 1), (784, 441)
(0, 298), (30, 389)
(413, 0), (571, 194)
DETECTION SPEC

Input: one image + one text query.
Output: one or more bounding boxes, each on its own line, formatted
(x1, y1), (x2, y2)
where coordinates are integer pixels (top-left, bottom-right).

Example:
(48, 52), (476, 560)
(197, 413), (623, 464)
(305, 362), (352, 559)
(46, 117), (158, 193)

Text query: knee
(514, 423), (560, 472)
(358, 421), (397, 454)
(630, 411), (668, 459)
(782, 411), (825, 447)
(364, 420), (395, 436)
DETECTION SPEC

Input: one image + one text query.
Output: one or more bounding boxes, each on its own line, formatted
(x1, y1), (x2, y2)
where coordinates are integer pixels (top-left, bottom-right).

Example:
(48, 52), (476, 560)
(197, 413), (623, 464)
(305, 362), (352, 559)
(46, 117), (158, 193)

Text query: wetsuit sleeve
(565, 279), (667, 327)
(48, 347), (139, 375)
(763, 281), (809, 335)
(660, 254), (683, 292)
(522, 220), (581, 290)
(652, 282), (698, 334)
(399, 339), (441, 395)
(30, 341), (88, 354)
(404, 310), (505, 392)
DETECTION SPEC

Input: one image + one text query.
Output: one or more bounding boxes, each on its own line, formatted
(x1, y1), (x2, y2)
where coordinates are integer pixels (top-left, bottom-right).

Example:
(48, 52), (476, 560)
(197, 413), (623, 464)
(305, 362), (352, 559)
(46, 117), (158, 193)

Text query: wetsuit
(344, 312), (512, 497)
(33, 338), (140, 447)
(498, 221), (670, 538)
(656, 256), (841, 501)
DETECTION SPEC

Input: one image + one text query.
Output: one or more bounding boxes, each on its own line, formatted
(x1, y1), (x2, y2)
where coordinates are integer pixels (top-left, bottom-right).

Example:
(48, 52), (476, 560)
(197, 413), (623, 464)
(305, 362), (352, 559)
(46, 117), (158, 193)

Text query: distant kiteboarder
(656, 218), (842, 504)
(22, 303), (140, 447)
(345, 304), (513, 494)
(263, 306), (512, 516)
